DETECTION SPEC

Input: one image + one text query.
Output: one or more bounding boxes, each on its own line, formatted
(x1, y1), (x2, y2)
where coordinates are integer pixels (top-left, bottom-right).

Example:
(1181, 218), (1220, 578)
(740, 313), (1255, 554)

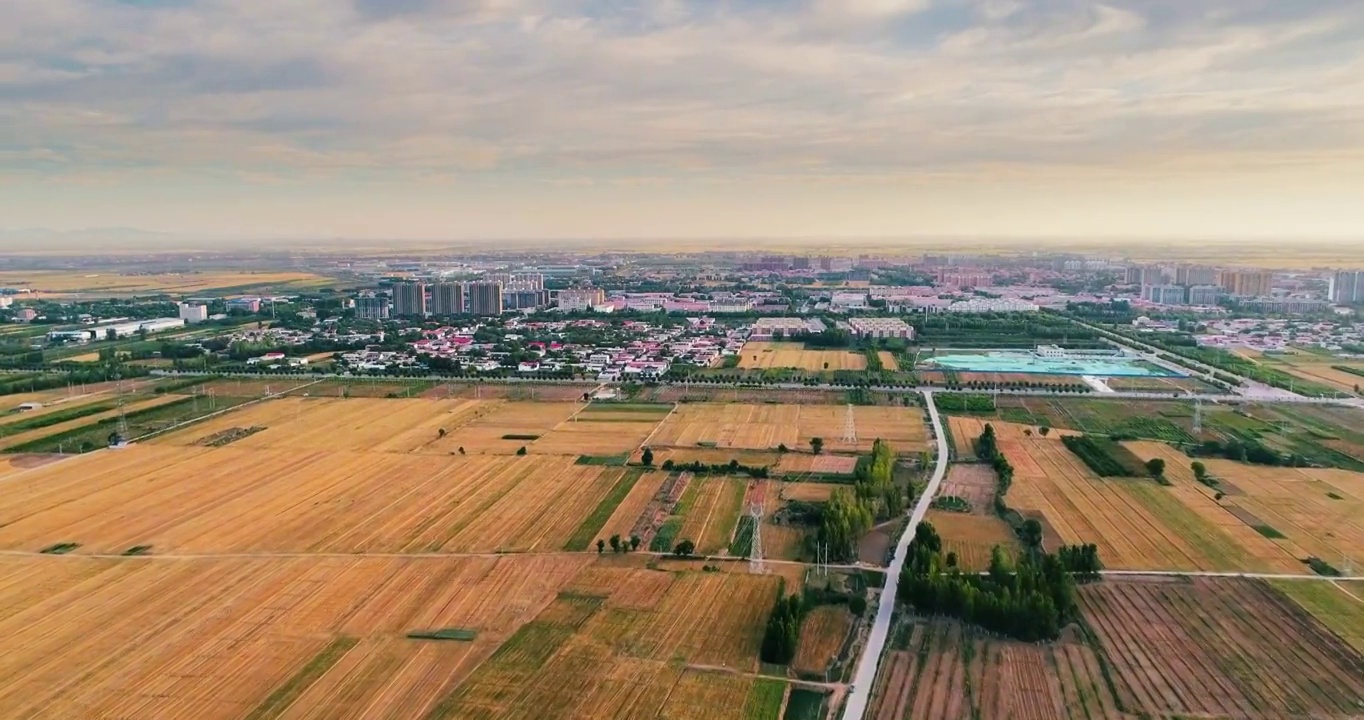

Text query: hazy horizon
(4, 1), (1364, 241)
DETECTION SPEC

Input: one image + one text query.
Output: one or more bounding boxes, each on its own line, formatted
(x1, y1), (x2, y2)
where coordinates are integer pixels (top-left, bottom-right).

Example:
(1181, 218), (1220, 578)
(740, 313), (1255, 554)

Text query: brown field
(925, 511), (1019, 571)
(1272, 357), (1364, 394)
(0, 454), (62, 480)
(0, 392), (188, 451)
(597, 471), (671, 541)
(529, 417), (660, 456)
(650, 403), (927, 454)
(778, 483), (845, 502)
(0, 445), (635, 554)
(1000, 436), (1301, 572)
(870, 620), (1122, 720)
(775, 453), (858, 475)
(1082, 578), (1364, 719)
(0, 269), (329, 297)
(878, 352), (899, 371)
(0, 554), (589, 719)
(947, 417), (1078, 457)
(793, 606), (853, 676)
(1126, 440), (1364, 571)
(737, 341), (866, 371)
(937, 463), (997, 514)
(419, 383), (600, 401)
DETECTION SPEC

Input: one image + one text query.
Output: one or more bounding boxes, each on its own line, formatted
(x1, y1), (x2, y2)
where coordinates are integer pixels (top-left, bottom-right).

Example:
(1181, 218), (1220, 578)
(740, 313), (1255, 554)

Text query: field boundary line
(131, 378), (324, 444)
(1332, 581), (1364, 603)
(636, 402), (679, 452)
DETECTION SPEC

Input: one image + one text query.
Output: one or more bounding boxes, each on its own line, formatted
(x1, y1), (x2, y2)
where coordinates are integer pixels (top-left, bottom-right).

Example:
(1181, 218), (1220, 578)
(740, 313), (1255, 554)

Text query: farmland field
(936, 463), (997, 513)
(1272, 580), (1364, 653)
(1081, 578), (1364, 718)
(650, 403), (927, 454)
(924, 510), (1019, 571)
(737, 342), (865, 371)
(870, 619), (1122, 720)
(675, 477), (748, 555)
(0, 269), (330, 297)
(793, 606), (853, 677)
(998, 435), (1302, 572)
(0, 446), (644, 554)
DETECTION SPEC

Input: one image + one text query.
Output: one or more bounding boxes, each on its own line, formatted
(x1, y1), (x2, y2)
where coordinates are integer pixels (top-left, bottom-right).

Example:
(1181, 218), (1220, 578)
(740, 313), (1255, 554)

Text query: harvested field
(937, 463), (997, 514)
(676, 478), (748, 555)
(0, 454), (62, 480)
(792, 606), (853, 677)
(925, 510), (1019, 570)
(596, 470), (671, 542)
(778, 483), (845, 502)
(530, 418), (660, 456)
(1278, 360), (1364, 394)
(0, 392), (195, 451)
(870, 619), (1120, 720)
(878, 352), (899, 371)
(0, 446), (638, 554)
(0, 554), (588, 719)
(1273, 580), (1364, 653)
(738, 342), (865, 371)
(947, 417), (1076, 457)
(636, 386), (849, 405)
(650, 403), (927, 454)
(1002, 437), (1301, 572)
(775, 453), (857, 476)
(1081, 577), (1364, 719)
(419, 383), (599, 401)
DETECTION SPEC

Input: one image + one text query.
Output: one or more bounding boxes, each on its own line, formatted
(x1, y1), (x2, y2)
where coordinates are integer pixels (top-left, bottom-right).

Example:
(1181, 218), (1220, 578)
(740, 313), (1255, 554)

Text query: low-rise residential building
(178, 303), (209, 324)
(847, 317), (915, 339)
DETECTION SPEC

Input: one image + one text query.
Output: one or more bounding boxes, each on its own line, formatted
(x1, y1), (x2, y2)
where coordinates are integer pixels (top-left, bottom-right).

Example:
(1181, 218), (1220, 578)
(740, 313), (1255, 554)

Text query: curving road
(840, 390), (950, 720)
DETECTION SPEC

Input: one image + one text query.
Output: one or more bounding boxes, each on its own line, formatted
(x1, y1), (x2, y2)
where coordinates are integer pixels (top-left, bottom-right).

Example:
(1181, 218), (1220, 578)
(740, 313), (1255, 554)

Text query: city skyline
(3, 0), (1363, 240)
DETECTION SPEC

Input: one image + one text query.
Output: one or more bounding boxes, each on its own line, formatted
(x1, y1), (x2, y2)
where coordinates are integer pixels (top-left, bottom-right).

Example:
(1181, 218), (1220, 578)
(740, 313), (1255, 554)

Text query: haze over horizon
(3, 0), (1363, 241)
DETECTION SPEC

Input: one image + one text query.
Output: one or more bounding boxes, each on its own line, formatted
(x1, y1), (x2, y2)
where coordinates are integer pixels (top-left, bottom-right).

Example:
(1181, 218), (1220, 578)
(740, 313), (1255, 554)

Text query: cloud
(1, 0), (1363, 234)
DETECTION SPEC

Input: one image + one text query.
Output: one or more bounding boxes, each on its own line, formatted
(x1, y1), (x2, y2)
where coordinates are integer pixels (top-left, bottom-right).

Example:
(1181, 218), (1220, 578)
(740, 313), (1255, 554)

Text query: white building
(830, 292), (869, 309)
(0, 297), (11, 309)
(847, 317), (915, 339)
(557, 287), (606, 312)
(178, 303), (209, 324)
(946, 298), (1040, 313)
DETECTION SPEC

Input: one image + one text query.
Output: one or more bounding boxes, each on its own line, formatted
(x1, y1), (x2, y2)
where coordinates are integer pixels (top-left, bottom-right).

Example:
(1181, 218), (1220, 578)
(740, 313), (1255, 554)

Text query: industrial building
(47, 317), (186, 343)
(847, 317), (915, 340)
(178, 303), (208, 324)
(750, 317), (825, 339)
(430, 283), (466, 316)
(1331, 270), (1363, 304)
(467, 282), (504, 316)
(557, 287), (607, 312)
(392, 282), (427, 317)
(356, 295), (390, 320)
(225, 297), (261, 313)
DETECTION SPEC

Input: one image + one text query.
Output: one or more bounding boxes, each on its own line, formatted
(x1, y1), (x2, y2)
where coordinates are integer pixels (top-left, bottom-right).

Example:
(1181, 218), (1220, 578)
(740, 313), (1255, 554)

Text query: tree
(1191, 461), (1206, 479)
(662, 458), (675, 470)
(516, 446), (527, 456)
(609, 534), (621, 553)
(438, 428), (447, 438)
(1039, 426), (1051, 437)
(1145, 457), (1166, 479)
(673, 539), (695, 557)
(596, 539), (605, 554)
(849, 595), (868, 617)
(777, 443), (789, 453)
(630, 535), (641, 551)
(1020, 518), (1044, 550)
(641, 447), (654, 466)
(809, 437), (824, 456)
(458, 446), (465, 455)
(1024, 429), (1033, 437)
(945, 551), (958, 568)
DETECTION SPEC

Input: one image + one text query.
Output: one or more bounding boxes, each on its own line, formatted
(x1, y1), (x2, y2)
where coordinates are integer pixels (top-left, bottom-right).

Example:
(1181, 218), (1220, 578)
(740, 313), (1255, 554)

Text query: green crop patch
(405, 628), (477, 641)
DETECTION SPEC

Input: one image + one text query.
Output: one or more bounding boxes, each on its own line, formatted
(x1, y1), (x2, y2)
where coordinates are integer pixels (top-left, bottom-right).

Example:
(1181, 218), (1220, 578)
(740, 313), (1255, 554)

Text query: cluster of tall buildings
(1331, 271), (1364, 305)
(1130, 264), (1275, 305)
(380, 281), (516, 318)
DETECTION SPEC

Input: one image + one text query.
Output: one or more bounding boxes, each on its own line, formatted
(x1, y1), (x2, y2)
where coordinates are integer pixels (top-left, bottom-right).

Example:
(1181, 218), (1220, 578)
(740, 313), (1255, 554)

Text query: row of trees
(897, 522), (1102, 643)
(817, 439), (906, 561)
(759, 594), (808, 664)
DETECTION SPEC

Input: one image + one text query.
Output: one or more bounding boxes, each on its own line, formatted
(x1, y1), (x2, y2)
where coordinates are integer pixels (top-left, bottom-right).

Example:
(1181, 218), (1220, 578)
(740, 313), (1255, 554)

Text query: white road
(840, 390), (950, 720)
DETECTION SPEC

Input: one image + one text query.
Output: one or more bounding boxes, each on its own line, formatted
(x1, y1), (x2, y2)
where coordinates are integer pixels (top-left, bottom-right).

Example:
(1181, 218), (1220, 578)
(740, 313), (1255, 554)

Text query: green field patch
(1061, 435), (1147, 477)
(501, 433), (541, 440)
(0, 401), (118, 438)
(575, 453), (629, 466)
(579, 403), (673, 414)
(405, 628), (477, 641)
(121, 545), (152, 556)
(743, 678), (787, 720)
(650, 517), (683, 552)
(1124, 483), (1249, 572)
(1253, 525), (1287, 539)
(782, 688), (828, 720)
(39, 542), (81, 555)
(245, 636), (358, 720)
(562, 469), (644, 551)
(729, 515), (757, 557)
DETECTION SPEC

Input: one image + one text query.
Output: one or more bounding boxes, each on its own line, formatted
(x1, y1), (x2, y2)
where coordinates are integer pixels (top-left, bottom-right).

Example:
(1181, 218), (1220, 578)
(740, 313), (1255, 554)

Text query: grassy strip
(1253, 525), (1287, 539)
(244, 636), (358, 720)
(782, 688), (827, 720)
(743, 679), (787, 720)
(649, 517), (683, 552)
(153, 375), (218, 393)
(39, 542), (80, 554)
(729, 515), (756, 557)
(0, 401), (117, 437)
(405, 628), (477, 641)
(579, 402), (673, 413)
(501, 433), (541, 440)
(575, 453), (629, 466)
(562, 469), (644, 551)
(5, 396), (197, 453)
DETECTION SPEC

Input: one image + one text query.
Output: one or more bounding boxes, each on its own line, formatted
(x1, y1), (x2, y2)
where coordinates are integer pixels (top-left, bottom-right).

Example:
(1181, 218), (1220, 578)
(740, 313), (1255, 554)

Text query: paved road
(840, 390), (949, 720)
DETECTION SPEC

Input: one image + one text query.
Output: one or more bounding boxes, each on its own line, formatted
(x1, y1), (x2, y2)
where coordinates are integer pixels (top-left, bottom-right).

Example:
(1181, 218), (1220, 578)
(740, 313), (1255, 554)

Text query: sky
(2, 0), (1363, 242)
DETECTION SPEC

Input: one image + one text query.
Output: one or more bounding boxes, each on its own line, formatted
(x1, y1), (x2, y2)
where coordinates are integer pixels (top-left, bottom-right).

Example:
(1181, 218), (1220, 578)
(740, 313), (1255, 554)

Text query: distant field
(737, 342), (866, 371)
(650, 403), (928, 454)
(0, 270), (331, 297)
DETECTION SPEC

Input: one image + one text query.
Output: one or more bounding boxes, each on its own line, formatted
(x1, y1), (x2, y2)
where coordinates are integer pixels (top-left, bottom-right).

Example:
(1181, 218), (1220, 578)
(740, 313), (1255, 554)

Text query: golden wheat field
(0, 445), (638, 554)
(737, 342), (866, 371)
(650, 403), (927, 454)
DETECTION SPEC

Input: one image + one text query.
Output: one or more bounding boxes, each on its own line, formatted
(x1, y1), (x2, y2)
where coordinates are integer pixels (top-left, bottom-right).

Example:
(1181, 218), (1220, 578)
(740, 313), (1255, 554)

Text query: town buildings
(467, 282), (504, 316)
(1219, 270), (1274, 297)
(1331, 270), (1364, 304)
(847, 317), (915, 339)
(177, 303), (208, 324)
(557, 287), (607, 312)
(392, 282), (427, 317)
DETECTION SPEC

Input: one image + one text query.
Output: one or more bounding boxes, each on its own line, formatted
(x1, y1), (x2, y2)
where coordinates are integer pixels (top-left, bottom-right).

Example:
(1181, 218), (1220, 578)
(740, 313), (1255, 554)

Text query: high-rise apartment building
(467, 282), (504, 316)
(484, 273), (544, 291)
(1186, 285), (1220, 306)
(1175, 266), (1218, 286)
(1218, 271), (1273, 297)
(1331, 271), (1364, 304)
(392, 282), (427, 317)
(356, 295), (390, 320)
(1142, 284), (1187, 305)
(430, 283), (466, 316)
(557, 287), (607, 312)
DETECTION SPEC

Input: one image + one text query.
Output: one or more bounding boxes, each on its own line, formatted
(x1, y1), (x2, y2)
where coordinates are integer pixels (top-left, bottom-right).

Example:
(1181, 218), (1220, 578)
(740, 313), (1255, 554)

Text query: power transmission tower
(748, 498), (765, 575)
(841, 404), (858, 445)
(1192, 397), (1202, 436)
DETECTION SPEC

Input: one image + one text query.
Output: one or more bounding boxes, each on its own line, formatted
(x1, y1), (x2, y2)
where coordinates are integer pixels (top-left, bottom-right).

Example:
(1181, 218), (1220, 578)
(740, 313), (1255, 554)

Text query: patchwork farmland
(737, 341), (866, 371)
(649, 403), (928, 454)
